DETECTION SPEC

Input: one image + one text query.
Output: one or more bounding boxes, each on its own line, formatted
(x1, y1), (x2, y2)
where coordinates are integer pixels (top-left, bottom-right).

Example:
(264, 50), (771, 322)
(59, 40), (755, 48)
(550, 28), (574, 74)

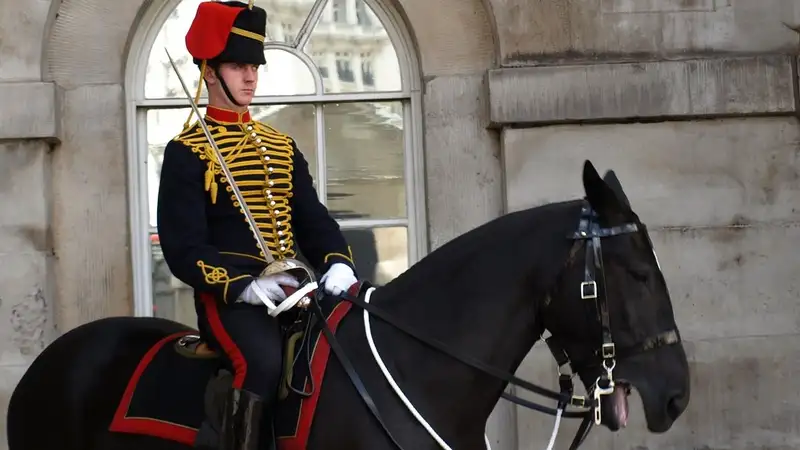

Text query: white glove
(320, 263), (357, 296)
(236, 273), (300, 307)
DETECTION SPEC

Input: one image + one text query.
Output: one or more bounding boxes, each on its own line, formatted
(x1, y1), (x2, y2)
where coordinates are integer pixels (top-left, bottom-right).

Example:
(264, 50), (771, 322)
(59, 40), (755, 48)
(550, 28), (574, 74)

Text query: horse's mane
(377, 199), (584, 301)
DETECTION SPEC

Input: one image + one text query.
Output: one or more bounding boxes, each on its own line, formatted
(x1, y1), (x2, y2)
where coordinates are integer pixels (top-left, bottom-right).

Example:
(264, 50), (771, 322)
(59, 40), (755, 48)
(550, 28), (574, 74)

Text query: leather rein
(298, 201), (681, 449)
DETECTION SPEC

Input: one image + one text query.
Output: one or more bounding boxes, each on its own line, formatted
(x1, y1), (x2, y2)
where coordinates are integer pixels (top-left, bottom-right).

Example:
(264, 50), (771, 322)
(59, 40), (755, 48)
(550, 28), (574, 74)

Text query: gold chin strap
(183, 58), (207, 129)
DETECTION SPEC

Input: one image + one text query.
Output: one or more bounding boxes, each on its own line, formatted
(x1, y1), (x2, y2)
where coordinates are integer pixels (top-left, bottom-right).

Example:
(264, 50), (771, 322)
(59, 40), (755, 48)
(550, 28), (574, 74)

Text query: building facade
(1, 0), (799, 448)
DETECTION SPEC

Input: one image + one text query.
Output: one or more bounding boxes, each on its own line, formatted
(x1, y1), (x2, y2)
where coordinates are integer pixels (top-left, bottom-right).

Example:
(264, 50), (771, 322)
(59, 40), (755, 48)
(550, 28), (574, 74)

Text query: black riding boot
(219, 387), (264, 450)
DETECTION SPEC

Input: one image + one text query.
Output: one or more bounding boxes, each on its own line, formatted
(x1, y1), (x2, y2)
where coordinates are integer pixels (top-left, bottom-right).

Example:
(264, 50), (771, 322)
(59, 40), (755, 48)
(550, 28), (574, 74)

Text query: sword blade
(164, 48), (275, 263)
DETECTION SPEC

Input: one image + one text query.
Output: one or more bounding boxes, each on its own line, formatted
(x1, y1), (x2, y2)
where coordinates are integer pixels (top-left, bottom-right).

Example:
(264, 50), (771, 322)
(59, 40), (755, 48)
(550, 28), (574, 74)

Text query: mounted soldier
(156, 1), (358, 448)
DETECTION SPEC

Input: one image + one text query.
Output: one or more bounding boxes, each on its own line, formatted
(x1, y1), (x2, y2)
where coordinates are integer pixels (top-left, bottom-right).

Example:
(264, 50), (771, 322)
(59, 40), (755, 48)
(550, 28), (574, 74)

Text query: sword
(164, 48), (273, 263)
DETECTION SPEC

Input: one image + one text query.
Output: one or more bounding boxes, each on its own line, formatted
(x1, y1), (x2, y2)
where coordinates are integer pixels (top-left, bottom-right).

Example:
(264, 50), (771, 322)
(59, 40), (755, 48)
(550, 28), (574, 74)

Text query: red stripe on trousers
(200, 292), (248, 389)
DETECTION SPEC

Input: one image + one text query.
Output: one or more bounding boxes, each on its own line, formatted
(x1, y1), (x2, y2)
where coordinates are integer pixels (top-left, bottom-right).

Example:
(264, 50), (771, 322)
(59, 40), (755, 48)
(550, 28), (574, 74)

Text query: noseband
(308, 200), (681, 450)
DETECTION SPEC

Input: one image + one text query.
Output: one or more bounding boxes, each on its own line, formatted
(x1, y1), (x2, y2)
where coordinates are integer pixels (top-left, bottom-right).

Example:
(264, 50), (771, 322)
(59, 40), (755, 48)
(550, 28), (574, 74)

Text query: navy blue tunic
(156, 106), (356, 304)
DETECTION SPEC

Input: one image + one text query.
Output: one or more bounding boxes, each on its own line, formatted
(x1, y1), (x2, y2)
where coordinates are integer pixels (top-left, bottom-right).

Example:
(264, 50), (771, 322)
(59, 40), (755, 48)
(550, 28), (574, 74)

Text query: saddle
(172, 325), (309, 399)
(171, 282), (361, 400)
(108, 281), (366, 449)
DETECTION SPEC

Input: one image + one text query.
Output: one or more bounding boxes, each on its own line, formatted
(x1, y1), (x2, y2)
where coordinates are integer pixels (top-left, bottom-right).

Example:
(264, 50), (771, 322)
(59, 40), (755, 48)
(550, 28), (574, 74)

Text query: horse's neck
(368, 205), (577, 442)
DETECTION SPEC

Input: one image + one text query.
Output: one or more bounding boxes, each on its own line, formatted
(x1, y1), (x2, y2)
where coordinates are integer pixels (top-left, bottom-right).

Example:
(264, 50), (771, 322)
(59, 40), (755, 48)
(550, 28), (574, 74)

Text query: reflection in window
(332, 0), (346, 23)
(304, 0), (401, 93)
(361, 57), (374, 86)
(356, 0), (372, 27)
(343, 227), (408, 285)
(336, 56), (354, 82)
(324, 101), (405, 220)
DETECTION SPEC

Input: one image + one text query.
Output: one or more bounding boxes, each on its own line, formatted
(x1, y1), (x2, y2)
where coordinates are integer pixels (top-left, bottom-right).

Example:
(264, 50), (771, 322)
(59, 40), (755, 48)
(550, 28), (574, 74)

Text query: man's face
(207, 62), (259, 106)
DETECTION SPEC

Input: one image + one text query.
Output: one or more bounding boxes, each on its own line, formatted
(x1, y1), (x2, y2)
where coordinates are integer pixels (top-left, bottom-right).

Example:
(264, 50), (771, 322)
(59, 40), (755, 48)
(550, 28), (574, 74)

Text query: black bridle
(301, 200), (681, 449)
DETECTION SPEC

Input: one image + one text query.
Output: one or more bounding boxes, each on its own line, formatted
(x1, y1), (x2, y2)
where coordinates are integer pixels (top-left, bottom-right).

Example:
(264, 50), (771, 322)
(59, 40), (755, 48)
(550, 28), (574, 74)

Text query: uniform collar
(205, 106), (252, 125)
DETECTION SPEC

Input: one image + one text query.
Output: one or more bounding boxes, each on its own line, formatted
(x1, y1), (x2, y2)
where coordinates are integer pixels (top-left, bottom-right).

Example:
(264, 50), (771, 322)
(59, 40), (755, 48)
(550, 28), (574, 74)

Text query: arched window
(125, 0), (424, 323)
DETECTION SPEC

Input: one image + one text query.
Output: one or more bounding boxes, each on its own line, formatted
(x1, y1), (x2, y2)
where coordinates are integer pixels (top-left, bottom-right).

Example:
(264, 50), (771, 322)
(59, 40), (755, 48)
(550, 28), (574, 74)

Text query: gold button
(269, 181), (274, 186)
(280, 246), (286, 251)
(268, 167), (274, 172)
(270, 201), (276, 206)
(247, 126), (253, 131)
(260, 147), (267, 153)
(250, 132), (257, 138)
(276, 221), (282, 226)
(256, 138), (262, 144)
(264, 156), (270, 161)
(278, 231), (283, 236)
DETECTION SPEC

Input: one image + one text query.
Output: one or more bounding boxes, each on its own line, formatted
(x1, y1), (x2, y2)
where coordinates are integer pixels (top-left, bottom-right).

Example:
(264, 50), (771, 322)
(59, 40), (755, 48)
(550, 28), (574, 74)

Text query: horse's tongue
(611, 385), (629, 428)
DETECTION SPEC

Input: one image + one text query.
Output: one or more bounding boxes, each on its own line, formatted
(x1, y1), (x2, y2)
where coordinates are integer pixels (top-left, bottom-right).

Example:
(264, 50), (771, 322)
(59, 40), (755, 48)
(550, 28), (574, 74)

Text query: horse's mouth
(607, 380), (632, 431)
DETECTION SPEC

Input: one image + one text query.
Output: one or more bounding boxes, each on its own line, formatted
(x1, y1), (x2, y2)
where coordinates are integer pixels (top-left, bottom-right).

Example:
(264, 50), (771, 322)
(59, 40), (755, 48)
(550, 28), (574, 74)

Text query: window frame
(124, 0), (426, 317)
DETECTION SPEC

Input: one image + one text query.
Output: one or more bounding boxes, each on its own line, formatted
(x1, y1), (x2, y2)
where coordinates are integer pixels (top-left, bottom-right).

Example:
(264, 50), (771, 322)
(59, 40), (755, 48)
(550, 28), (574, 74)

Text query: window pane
(145, 0), (317, 99)
(324, 101), (405, 220)
(257, 49), (316, 96)
(259, 0), (318, 46)
(249, 104), (318, 184)
(343, 227), (408, 285)
(145, 0), (203, 99)
(304, 0), (402, 93)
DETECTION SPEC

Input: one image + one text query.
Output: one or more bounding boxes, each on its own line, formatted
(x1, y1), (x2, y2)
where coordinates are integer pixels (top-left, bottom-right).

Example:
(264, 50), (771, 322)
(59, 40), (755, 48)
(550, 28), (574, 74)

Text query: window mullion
(134, 108), (154, 317)
(295, 0), (329, 50)
(315, 103), (327, 204)
(337, 218), (408, 229)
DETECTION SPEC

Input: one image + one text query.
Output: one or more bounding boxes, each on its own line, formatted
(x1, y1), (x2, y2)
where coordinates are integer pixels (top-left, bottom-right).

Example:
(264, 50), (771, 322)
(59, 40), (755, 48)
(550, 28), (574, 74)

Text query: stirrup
(220, 388), (264, 450)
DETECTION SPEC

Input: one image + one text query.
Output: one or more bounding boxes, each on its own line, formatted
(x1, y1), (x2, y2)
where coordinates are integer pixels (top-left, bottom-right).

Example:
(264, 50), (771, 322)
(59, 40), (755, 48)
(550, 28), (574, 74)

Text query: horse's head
(542, 161), (690, 434)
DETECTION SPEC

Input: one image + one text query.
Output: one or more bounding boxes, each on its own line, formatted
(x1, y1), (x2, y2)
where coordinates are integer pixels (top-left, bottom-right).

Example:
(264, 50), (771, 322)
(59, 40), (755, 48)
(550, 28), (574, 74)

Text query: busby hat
(186, 1), (267, 66)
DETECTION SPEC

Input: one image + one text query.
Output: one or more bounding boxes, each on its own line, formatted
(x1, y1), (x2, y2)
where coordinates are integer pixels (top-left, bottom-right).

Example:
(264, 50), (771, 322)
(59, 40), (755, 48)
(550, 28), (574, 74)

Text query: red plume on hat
(185, 1), (267, 65)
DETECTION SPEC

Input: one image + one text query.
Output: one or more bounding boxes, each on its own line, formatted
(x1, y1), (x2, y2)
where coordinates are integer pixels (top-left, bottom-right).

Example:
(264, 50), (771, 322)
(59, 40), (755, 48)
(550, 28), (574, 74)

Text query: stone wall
(493, 1), (800, 449)
(1, 0), (799, 448)
(0, 1), (60, 445)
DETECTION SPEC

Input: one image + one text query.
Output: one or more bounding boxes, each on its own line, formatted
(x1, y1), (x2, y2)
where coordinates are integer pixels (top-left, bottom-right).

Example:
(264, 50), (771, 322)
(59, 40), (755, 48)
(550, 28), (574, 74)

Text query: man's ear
(582, 160), (626, 224)
(203, 64), (217, 85)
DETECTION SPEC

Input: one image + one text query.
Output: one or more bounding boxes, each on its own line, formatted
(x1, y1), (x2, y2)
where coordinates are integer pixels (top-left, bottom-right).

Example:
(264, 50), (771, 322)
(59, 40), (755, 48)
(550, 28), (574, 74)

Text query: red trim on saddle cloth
(109, 330), (197, 445)
(278, 282), (360, 450)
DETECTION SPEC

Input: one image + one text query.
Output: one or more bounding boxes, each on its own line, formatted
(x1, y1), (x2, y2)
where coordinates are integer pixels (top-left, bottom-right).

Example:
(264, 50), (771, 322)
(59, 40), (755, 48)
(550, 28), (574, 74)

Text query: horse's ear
(602, 169), (632, 210)
(583, 160), (625, 221)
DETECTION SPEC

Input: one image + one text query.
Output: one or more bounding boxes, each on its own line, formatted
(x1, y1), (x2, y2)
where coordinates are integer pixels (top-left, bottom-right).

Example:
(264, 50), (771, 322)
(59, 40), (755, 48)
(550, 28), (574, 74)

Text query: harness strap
(339, 289), (592, 417)
(307, 298), (407, 448)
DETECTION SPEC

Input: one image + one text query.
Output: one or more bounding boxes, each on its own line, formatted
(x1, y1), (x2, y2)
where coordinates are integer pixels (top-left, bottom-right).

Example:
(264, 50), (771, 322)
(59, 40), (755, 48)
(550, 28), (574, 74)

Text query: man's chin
(239, 92), (255, 104)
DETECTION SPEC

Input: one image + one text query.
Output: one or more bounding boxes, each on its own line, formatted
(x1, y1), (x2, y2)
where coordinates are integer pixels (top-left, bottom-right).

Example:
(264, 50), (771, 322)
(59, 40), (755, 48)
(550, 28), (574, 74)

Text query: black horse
(6, 161), (690, 450)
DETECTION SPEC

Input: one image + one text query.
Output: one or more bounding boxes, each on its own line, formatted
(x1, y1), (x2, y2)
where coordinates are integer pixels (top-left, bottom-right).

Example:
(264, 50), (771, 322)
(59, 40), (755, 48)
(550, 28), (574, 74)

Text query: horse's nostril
(666, 392), (687, 420)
